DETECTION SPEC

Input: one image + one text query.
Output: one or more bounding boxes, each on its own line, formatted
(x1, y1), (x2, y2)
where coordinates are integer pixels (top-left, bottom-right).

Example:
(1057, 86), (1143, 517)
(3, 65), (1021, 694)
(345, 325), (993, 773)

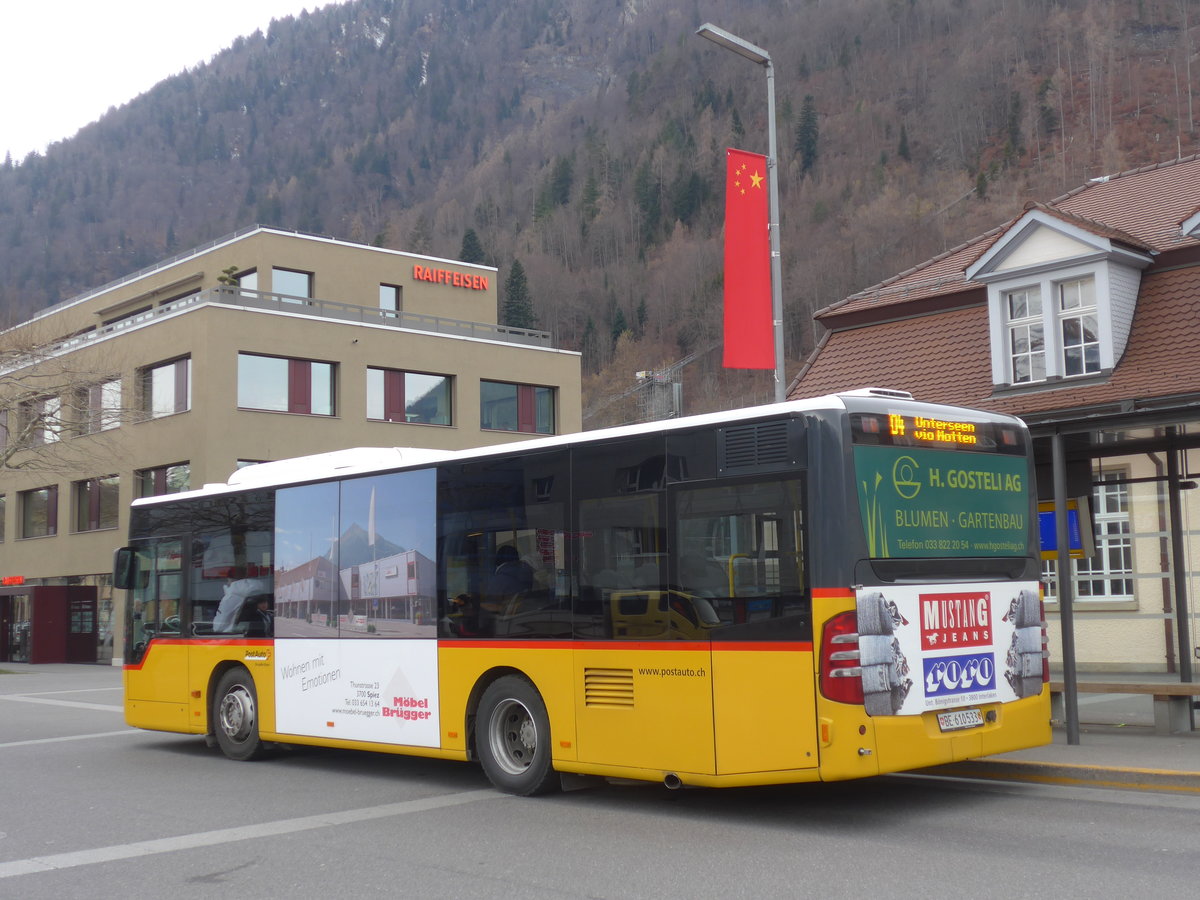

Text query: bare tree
(0, 330), (136, 473)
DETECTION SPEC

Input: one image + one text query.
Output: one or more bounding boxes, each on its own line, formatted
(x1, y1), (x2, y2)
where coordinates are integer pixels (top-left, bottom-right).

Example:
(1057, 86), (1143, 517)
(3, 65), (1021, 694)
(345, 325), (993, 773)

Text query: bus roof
(131, 389), (1022, 507)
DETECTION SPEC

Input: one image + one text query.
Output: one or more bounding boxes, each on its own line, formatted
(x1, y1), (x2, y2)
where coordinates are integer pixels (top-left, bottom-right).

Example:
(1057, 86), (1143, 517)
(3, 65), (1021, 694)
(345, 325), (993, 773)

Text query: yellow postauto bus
(115, 389), (1050, 795)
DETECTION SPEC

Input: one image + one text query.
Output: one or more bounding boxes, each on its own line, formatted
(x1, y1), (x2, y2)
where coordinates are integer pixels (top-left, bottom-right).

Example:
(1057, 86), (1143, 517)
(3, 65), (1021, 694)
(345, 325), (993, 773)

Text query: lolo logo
(922, 653), (996, 697)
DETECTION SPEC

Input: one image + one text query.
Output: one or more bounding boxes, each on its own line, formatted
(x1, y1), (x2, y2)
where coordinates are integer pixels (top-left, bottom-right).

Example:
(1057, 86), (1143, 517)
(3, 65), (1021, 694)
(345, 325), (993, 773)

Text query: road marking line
(0, 789), (500, 879)
(0, 730), (140, 749)
(0, 695), (123, 712)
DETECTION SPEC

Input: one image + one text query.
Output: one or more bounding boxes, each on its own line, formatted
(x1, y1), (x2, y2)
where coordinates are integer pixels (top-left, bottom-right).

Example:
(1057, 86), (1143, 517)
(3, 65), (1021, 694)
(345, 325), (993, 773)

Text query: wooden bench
(1048, 680), (1200, 734)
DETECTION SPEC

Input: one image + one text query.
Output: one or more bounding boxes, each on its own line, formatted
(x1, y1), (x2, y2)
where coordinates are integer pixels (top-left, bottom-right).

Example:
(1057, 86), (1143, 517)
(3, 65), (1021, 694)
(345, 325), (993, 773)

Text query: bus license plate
(937, 708), (984, 732)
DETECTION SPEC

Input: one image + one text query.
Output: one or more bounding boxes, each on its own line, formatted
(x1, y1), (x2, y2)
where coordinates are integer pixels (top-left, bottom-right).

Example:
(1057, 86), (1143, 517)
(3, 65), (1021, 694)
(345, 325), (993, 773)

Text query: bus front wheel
(477, 675), (558, 796)
(214, 668), (266, 761)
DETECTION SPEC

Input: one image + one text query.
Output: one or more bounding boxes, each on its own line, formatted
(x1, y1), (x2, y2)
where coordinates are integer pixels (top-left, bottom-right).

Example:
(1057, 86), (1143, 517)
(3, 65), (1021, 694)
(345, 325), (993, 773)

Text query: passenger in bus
(239, 593), (274, 637)
(484, 545), (534, 603)
(213, 575), (271, 632)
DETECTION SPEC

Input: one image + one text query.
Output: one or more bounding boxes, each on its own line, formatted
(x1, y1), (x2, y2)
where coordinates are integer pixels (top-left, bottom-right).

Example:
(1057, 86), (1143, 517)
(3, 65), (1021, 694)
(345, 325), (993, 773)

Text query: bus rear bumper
(868, 689), (1052, 777)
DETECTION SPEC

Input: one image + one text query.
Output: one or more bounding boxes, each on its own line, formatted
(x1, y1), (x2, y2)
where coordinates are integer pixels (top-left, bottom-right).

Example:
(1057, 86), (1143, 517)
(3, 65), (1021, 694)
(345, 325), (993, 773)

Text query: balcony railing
(44, 286), (553, 358)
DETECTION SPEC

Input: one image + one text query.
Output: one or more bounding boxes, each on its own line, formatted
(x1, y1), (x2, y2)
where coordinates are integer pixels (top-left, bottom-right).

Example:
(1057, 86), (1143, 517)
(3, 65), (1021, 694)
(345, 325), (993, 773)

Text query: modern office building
(0, 226), (581, 664)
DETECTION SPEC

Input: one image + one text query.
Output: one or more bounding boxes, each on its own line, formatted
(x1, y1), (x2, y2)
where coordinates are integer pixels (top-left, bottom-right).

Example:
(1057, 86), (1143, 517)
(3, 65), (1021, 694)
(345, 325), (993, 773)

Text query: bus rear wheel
(477, 675), (558, 796)
(214, 668), (266, 761)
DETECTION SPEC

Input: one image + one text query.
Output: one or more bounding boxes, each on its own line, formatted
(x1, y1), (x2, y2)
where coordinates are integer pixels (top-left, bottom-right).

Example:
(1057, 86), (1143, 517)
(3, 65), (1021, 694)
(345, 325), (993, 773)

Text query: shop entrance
(0, 586), (97, 664)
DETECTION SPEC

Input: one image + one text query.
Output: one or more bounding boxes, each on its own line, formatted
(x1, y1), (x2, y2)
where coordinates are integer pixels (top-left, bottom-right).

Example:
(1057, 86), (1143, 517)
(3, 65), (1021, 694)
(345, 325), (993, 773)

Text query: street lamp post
(696, 22), (786, 403)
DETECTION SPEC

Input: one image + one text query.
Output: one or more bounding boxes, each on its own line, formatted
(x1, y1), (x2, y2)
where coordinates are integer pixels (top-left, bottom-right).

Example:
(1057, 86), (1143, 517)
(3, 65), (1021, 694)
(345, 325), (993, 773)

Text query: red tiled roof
(1052, 156), (1200, 251)
(793, 155), (1200, 418)
(792, 305), (995, 404)
(792, 267), (1200, 420)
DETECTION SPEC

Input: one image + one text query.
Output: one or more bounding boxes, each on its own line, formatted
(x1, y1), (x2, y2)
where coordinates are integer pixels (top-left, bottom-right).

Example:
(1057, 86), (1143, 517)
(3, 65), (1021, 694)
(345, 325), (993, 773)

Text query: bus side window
(673, 478), (810, 641)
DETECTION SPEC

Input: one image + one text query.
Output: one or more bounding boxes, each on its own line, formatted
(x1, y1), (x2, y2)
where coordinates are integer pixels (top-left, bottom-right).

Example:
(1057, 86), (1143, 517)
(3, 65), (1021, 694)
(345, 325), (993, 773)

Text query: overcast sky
(2, 1), (340, 162)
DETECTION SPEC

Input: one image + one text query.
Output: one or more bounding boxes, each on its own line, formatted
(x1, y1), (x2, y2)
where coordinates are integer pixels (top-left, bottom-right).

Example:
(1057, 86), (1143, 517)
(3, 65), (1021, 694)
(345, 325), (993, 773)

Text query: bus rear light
(820, 611), (865, 704)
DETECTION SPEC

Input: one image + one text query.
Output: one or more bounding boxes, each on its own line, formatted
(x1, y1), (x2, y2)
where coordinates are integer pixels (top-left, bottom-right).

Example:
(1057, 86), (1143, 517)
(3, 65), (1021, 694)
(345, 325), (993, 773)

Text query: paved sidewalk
(925, 686), (1200, 793)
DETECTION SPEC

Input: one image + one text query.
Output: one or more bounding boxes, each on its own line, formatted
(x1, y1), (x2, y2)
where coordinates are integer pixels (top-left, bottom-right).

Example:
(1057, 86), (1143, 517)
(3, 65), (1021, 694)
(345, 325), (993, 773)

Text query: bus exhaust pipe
(663, 773), (683, 791)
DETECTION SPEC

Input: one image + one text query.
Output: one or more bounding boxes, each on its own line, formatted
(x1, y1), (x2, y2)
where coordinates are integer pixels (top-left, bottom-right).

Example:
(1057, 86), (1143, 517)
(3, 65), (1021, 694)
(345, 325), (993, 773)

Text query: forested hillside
(2, 0), (1197, 422)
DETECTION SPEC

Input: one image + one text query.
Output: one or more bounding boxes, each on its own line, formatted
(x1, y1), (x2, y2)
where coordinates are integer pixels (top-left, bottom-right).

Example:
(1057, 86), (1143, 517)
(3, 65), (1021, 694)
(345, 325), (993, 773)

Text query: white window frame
(1057, 277), (1101, 377)
(1005, 287), (1045, 384)
(988, 265), (1108, 386)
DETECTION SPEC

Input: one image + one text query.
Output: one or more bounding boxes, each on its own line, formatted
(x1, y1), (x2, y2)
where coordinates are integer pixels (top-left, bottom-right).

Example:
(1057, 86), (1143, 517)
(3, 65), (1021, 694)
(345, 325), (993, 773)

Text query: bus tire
(477, 675), (558, 796)
(213, 668), (266, 761)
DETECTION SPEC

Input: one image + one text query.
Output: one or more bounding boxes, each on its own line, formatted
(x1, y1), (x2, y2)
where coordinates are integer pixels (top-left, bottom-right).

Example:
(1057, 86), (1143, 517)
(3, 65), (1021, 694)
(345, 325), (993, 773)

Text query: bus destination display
(852, 412), (1023, 455)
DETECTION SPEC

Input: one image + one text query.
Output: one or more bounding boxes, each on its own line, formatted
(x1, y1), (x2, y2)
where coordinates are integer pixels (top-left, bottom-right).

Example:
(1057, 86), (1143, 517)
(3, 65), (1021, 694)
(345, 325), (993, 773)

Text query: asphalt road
(2, 665), (1198, 899)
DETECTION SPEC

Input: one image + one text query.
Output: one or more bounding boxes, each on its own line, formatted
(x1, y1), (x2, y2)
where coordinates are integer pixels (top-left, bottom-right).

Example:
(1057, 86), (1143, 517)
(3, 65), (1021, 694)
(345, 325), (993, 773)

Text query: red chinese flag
(723, 147), (773, 370)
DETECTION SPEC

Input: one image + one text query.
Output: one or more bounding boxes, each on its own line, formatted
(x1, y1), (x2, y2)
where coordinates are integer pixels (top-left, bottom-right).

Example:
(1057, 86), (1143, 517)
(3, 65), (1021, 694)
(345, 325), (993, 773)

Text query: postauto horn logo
(922, 653), (996, 698)
(892, 455), (921, 500)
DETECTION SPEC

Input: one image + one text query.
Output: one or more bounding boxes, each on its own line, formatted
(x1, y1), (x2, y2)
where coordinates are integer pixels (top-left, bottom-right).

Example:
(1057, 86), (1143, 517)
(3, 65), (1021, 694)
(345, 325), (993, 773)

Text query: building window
(1043, 471), (1133, 602)
(79, 379), (122, 434)
(20, 486), (58, 538)
(19, 396), (62, 445)
(272, 267), (313, 300)
(138, 463), (190, 498)
(379, 284), (401, 318)
(480, 381), (555, 434)
(237, 353), (335, 416)
(1006, 288), (1045, 384)
(1058, 278), (1101, 377)
(140, 358), (191, 418)
(367, 369), (451, 425)
(237, 270), (258, 295)
(74, 476), (120, 532)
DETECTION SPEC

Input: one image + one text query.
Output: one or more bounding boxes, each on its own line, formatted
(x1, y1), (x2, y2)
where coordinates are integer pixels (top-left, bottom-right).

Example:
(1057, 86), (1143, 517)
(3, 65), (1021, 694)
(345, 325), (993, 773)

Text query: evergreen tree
(459, 228), (486, 263)
(501, 259), (536, 329)
(731, 108), (745, 140)
(795, 95), (819, 176)
(611, 307), (628, 345)
(897, 124), (911, 162)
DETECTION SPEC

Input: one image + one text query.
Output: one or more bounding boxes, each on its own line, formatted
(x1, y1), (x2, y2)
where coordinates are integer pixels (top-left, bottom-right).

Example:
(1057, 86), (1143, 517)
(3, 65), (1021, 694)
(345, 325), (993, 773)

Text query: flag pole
(697, 23), (786, 402)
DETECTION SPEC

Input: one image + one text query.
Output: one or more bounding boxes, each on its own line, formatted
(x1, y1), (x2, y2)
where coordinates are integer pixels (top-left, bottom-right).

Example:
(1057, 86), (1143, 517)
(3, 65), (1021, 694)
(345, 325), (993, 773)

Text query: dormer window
(1058, 278), (1100, 377)
(1006, 287), (1044, 383)
(969, 207), (1153, 391)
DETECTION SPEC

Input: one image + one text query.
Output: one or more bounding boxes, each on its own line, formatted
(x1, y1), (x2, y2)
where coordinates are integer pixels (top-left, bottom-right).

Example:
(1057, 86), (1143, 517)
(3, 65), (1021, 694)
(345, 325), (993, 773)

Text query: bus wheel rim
(220, 685), (255, 742)
(488, 698), (536, 777)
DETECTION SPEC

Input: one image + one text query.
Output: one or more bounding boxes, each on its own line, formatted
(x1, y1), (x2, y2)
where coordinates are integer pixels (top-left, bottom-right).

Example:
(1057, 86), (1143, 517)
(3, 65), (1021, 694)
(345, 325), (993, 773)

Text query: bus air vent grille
(583, 668), (635, 708)
(719, 420), (793, 474)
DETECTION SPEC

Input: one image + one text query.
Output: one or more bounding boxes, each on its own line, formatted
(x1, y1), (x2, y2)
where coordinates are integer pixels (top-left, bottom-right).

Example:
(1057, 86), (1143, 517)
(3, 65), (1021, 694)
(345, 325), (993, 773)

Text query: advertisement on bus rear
(854, 582), (1044, 715)
(853, 445), (1030, 558)
(274, 639), (440, 746)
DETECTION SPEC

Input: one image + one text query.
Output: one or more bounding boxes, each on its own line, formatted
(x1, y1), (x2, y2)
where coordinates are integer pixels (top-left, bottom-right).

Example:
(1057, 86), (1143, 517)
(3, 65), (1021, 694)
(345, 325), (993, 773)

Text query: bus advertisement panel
(853, 581), (1044, 720)
(275, 639), (440, 747)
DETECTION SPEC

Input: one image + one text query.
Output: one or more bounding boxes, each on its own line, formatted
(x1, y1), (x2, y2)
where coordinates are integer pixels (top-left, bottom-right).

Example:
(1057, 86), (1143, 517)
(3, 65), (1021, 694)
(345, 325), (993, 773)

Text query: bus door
(123, 537), (190, 727)
(571, 440), (717, 776)
(674, 477), (819, 775)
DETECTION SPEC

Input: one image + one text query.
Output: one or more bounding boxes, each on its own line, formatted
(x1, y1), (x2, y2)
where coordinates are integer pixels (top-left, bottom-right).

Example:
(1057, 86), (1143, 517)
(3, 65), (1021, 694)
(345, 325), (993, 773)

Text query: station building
(791, 155), (1200, 682)
(0, 226), (581, 664)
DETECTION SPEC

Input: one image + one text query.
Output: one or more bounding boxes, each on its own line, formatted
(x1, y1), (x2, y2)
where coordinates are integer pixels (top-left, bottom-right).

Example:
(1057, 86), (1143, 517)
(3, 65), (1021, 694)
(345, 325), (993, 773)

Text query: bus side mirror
(113, 547), (142, 590)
